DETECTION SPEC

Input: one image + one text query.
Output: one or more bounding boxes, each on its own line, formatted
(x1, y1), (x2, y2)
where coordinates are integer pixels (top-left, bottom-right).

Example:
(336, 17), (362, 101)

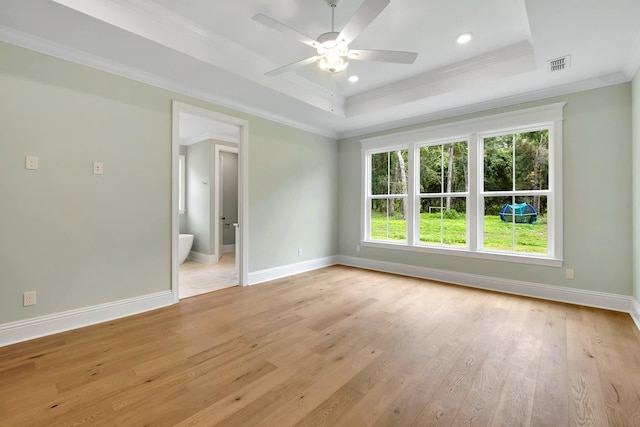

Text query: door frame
(171, 101), (249, 302)
(214, 144), (238, 263)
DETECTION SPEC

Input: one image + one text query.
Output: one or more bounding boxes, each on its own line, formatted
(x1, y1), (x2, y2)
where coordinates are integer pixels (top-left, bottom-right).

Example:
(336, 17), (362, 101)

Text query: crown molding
(0, 25), (338, 139)
(338, 72), (629, 140)
(50, 0), (345, 116)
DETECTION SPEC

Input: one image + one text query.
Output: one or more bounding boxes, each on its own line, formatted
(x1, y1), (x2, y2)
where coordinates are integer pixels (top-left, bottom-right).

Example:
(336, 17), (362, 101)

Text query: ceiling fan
(252, 0), (418, 76)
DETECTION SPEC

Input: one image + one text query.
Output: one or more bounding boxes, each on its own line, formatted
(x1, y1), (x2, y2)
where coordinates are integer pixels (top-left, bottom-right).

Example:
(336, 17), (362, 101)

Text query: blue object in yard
(499, 203), (538, 224)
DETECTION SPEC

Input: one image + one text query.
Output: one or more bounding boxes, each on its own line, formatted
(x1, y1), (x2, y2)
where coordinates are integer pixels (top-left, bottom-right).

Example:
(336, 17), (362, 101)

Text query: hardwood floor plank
(1, 265), (640, 426)
(530, 302), (571, 427)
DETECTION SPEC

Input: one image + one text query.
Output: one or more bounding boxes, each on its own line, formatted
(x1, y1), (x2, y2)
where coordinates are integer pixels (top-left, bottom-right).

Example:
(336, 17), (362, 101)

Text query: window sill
(361, 241), (563, 267)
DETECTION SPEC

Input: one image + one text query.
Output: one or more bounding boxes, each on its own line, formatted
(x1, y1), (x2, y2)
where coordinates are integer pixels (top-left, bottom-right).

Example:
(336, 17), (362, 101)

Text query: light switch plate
(93, 162), (104, 175)
(25, 155), (38, 170)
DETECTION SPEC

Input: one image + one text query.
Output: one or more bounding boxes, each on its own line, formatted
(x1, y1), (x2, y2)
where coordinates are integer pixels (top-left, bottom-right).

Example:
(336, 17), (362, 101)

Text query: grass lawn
(371, 212), (547, 253)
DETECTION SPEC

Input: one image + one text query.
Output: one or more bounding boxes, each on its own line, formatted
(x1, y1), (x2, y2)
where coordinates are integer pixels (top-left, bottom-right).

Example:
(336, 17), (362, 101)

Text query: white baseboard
(187, 251), (216, 264)
(248, 256), (339, 286)
(0, 291), (174, 347)
(631, 299), (640, 331)
(338, 256), (634, 314)
(222, 244), (235, 253)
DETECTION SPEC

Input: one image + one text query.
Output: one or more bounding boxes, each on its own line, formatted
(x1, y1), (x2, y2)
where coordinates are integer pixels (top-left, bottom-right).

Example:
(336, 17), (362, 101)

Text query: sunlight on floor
(179, 252), (237, 299)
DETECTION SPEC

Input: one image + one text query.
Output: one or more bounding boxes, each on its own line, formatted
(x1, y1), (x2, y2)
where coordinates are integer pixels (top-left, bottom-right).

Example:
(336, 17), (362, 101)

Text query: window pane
(484, 196), (516, 251)
(419, 197), (466, 246)
(371, 150), (408, 195)
(514, 196), (547, 253)
(484, 135), (513, 191)
(370, 198), (407, 242)
(419, 145), (443, 193)
(371, 152), (389, 195)
(483, 196), (547, 254)
(419, 141), (467, 193)
(515, 131), (549, 191)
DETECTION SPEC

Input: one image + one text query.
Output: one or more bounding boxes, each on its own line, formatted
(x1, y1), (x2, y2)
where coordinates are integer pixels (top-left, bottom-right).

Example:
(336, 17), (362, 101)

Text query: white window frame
(416, 137), (470, 249)
(364, 146), (410, 244)
(360, 103), (564, 267)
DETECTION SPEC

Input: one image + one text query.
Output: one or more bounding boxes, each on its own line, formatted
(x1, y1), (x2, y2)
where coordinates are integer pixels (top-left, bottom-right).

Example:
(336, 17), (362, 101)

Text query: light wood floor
(2, 266), (640, 426)
(179, 252), (237, 299)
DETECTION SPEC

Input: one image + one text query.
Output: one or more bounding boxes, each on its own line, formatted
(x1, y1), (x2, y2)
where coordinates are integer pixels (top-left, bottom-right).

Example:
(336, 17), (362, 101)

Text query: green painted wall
(0, 41), (338, 324)
(249, 117), (339, 271)
(339, 84), (633, 295)
(633, 70), (640, 305)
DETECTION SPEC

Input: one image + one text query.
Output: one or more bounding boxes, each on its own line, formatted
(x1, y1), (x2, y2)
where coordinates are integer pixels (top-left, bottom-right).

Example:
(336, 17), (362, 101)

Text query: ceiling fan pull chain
(330, 73), (335, 112)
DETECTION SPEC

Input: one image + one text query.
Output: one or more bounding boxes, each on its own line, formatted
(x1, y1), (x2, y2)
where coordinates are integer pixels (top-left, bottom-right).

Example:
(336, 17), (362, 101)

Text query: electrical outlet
(93, 162), (104, 175)
(565, 268), (574, 280)
(23, 291), (36, 306)
(356, 245), (361, 252)
(25, 155), (38, 170)
(297, 248), (303, 256)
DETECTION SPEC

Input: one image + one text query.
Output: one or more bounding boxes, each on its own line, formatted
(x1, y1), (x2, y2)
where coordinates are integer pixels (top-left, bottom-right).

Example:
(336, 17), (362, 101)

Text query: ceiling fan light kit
(253, 0), (418, 76)
(316, 32), (350, 73)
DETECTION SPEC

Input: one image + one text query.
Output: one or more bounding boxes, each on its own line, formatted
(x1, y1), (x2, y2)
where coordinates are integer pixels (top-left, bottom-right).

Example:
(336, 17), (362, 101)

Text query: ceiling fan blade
(349, 49), (418, 64)
(337, 0), (390, 45)
(265, 56), (321, 76)
(252, 14), (320, 49)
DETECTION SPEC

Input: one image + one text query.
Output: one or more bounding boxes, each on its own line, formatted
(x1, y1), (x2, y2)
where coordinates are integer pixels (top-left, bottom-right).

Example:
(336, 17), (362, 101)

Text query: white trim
(172, 101), (249, 303)
(0, 22), (630, 141)
(222, 244), (236, 253)
(360, 241), (563, 267)
(338, 256), (633, 314)
(187, 251), (217, 264)
(360, 103), (564, 265)
(360, 103), (566, 149)
(248, 256), (339, 286)
(631, 299), (640, 331)
(0, 25), (336, 139)
(339, 74), (627, 140)
(0, 291), (173, 347)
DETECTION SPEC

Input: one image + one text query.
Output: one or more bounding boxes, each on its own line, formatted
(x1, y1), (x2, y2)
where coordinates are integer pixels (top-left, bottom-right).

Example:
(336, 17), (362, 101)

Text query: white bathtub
(178, 234), (194, 264)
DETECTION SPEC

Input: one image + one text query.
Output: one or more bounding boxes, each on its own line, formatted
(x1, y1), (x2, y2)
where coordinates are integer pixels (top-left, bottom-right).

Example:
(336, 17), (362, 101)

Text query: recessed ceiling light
(457, 33), (472, 44)
(348, 75), (359, 83)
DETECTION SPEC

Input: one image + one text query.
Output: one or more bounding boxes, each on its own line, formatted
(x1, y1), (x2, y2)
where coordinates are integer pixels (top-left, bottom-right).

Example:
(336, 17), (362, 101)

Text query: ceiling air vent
(547, 55), (571, 72)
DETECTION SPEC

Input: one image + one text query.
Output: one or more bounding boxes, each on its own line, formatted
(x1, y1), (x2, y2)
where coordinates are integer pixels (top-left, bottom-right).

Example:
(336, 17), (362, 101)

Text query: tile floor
(178, 252), (237, 299)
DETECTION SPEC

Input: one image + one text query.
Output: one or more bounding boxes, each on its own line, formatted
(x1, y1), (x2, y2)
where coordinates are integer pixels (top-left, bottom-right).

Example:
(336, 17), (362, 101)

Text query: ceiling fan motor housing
(317, 31), (341, 48)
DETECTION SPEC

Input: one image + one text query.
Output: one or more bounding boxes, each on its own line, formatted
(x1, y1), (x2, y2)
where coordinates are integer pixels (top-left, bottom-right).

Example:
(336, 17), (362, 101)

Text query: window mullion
(407, 144), (416, 246)
(469, 134), (479, 251)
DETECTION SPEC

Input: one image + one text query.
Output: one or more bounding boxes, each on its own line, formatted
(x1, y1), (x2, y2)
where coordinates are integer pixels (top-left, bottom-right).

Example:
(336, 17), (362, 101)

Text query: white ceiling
(1, 0), (639, 139)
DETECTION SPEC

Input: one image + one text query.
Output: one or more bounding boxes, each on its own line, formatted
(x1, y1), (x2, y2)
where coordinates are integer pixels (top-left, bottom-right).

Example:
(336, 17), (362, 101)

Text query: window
(418, 140), (468, 247)
(361, 103), (564, 266)
(368, 149), (408, 242)
(481, 130), (549, 254)
(178, 155), (186, 214)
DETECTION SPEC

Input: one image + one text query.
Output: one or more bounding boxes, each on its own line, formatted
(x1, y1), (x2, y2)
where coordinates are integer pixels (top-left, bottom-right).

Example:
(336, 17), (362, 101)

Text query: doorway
(171, 102), (248, 303)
